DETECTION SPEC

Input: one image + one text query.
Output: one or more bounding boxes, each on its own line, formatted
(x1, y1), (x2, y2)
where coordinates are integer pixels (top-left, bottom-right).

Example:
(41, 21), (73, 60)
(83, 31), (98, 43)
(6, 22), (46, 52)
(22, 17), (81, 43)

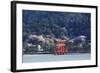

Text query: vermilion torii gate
(54, 40), (68, 55)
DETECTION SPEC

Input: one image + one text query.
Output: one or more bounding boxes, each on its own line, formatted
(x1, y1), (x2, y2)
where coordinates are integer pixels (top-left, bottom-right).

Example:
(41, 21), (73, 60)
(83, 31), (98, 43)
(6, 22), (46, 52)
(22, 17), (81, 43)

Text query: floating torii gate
(54, 39), (68, 55)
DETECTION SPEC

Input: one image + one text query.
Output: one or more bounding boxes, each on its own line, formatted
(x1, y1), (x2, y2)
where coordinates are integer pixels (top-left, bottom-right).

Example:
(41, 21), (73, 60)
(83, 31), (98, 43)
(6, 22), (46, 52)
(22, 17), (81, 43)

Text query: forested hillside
(23, 10), (91, 40)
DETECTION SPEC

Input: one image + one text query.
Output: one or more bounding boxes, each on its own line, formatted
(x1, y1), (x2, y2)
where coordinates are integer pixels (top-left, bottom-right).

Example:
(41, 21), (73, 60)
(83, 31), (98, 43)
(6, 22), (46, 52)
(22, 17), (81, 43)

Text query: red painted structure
(54, 40), (68, 55)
